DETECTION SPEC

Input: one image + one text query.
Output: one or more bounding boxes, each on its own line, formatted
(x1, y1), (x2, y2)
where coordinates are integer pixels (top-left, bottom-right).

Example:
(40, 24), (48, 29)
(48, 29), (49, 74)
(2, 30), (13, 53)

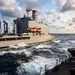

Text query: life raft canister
(36, 28), (42, 33)
(30, 28), (37, 32)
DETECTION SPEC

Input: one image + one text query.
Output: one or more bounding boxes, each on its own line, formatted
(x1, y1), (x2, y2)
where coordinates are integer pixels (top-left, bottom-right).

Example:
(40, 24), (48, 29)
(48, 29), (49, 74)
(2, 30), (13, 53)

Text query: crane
(3, 20), (8, 35)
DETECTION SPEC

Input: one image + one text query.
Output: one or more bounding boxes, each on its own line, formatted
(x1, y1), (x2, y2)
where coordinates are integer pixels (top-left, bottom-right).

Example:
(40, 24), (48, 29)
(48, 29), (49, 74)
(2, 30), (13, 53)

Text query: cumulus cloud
(0, 0), (42, 18)
(53, 0), (67, 9)
(64, 23), (75, 33)
(44, 10), (68, 24)
(61, 0), (75, 12)
(54, 0), (75, 12)
(0, 0), (25, 18)
(47, 0), (75, 33)
(72, 18), (75, 22)
(43, 9), (75, 33)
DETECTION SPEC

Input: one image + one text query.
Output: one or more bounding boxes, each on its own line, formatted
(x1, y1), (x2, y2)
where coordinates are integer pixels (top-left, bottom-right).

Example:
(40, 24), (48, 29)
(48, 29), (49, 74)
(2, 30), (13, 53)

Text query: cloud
(68, 23), (73, 26)
(42, 9), (75, 33)
(21, 0), (41, 8)
(0, 0), (42, 18)
(72, 18), (75, 22)
(61, 0), (75, 12)
(54, 0), (75, 12)
(45, 10), (68, 23)
(53, 0), (67, 9)
(0, 0), (25, 18)
(0, 0), (16, 7)
(51, 25), (65, 30)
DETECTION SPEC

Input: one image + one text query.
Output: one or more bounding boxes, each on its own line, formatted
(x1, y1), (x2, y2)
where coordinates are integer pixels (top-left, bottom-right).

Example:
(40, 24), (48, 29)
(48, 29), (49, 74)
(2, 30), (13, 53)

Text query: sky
(0, 0), (75, 34)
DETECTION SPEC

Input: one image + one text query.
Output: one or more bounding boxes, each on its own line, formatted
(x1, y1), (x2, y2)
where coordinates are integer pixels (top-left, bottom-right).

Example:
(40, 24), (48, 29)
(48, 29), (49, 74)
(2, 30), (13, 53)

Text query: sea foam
(9, 42), (27, 49)
(17, 56), (58, 75)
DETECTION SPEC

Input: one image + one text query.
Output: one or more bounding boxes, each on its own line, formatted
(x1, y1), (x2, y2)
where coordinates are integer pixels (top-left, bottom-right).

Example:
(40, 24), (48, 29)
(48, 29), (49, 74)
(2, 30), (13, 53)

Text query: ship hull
(0, 34), (55, 48)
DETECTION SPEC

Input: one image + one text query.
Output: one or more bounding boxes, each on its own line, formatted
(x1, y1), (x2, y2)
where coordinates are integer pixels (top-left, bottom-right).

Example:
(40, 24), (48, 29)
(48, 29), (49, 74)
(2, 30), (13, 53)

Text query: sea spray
(9, 42), (27, 49)
(17, 56), (57, 75)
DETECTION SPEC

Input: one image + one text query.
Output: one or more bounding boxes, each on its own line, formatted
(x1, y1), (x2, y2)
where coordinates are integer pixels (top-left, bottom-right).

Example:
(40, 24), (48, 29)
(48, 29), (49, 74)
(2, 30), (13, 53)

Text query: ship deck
(0, 35), (30, 41)
(0, 34), (55, 48)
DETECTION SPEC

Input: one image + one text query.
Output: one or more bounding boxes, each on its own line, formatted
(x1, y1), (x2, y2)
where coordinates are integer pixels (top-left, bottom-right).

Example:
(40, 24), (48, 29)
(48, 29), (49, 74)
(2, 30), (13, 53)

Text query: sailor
(17, 17), (22, 36)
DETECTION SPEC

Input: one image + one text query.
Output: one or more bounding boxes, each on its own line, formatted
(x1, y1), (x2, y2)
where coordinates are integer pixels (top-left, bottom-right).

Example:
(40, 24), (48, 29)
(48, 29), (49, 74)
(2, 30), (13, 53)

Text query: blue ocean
(0, 34), (75, 75)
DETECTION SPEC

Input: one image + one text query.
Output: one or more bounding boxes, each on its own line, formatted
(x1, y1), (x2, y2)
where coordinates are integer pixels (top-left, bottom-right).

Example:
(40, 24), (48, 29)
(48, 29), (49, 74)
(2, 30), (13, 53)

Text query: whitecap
(17, 56), (59, 75)
(69, 40), (75, 43)
(9, 45), (18, 49)
(0, 51), (7, 55)
(9, 42), (27, 49)
(33, 45), (52, 49)
(53, 40), (61, 43)
(17, 42), (27, 48)
(0, 49), (32, 57)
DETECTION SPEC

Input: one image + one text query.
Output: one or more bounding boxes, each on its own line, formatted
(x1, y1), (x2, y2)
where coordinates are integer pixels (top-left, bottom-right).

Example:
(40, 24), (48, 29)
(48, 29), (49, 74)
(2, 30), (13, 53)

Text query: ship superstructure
(13, 8), (49, 35)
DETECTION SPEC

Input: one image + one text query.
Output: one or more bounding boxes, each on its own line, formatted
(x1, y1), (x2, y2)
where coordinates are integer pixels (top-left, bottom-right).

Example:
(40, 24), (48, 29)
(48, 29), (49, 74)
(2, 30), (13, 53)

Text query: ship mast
(26, 8), (32, 17)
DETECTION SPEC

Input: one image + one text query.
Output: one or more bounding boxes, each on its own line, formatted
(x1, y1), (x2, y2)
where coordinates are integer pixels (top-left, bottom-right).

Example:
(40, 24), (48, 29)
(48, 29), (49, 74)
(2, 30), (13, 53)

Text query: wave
(9, 42), (27, 49)
(17, 56), (58, 75)
(0, 49), (32, 57)
(33, 45), (52, 49)
(53, 39), (61, 43)
(69, 40), (75, 43)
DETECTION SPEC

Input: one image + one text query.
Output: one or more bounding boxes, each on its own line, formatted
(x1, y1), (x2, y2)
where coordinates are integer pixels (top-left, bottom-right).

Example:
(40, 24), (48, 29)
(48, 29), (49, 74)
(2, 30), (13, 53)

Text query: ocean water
(0, 34), (75, 75)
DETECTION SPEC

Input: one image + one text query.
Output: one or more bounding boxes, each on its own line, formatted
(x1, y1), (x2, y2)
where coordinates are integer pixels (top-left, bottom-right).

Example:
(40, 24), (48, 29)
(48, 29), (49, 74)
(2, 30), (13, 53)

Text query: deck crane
(3, 20), (8, 35)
